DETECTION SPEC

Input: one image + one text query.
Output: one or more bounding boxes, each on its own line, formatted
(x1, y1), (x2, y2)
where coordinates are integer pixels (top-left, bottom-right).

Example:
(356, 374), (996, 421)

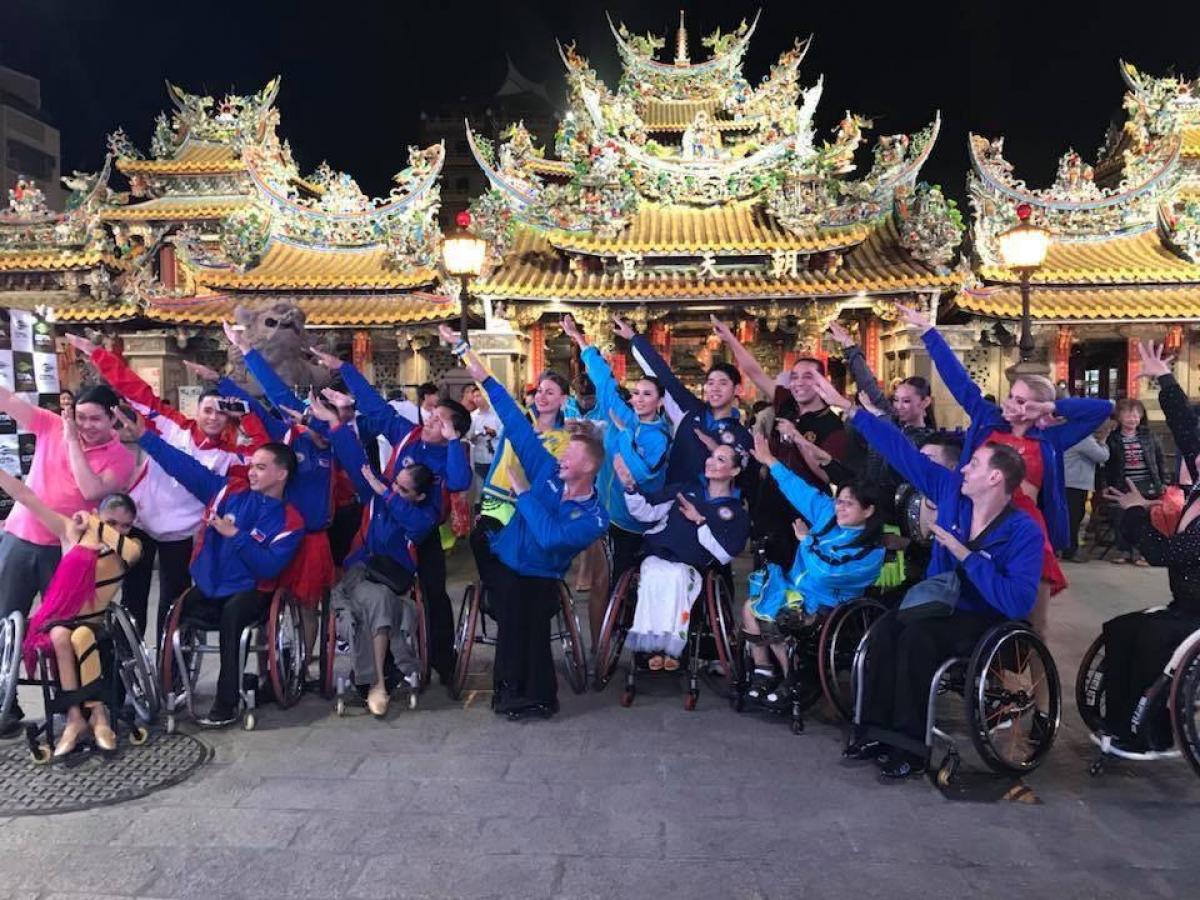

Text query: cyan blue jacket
(766, 461), (885, 613)
(481, 376), (609, 579)
(628, 478), (750, 572)
(850, 409), (1043, 619)
(137, 430), (304, 598)
(580, 345), (671, 533)
(630, 334), (752, 484)
(923, 328), (1112, 550)
(327, 425), (436, 573)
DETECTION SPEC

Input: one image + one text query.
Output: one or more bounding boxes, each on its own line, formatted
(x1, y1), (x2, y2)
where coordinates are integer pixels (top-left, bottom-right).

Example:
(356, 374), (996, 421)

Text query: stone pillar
(474, 329), (526, 396)
(120, 330), (185, 406)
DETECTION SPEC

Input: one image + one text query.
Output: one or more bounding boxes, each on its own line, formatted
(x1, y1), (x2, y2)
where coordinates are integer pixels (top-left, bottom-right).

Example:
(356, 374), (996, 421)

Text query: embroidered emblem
(295, 452), (306, 464)
(803, 431), (817, 443)
(249, 528), (266, 543)
(570, 509), (582, 519)
(401, 456), (415, 468)
(717, 506), (734, 521)
(720, 431), (735, 444)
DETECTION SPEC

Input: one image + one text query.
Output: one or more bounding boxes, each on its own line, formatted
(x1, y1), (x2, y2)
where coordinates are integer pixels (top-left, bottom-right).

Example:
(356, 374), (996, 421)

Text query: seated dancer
(68, 333), (248, 641)
(896, 303), (1112, 632)
(1097, 340), (1200, 750)
(0, 383), (135, 736)
(613, 443), (750, 671)
(450, 332), (607, 720)
(839, 388), (1042, 780)
(307, 393), (438, 717)
(115, 409), (303, 727)
(310, 344), (471, 686)
(561, 314), (671, 642)
(0, 469), (139, 757)
(742, 432), (885, 704)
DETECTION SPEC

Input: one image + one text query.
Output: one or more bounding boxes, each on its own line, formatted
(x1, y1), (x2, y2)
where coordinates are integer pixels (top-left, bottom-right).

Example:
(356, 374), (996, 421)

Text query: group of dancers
(0, 306), (1195, 781)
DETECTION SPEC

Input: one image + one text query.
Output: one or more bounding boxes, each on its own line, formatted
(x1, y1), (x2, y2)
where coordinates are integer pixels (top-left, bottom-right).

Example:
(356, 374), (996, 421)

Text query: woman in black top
(1106, 398), (1167, 565)
(1100, 340), (1200, 750)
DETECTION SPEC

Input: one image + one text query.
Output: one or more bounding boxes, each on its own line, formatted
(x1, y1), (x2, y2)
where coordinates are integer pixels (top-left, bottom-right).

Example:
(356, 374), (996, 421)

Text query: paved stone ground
(1, 545), (1198, 899)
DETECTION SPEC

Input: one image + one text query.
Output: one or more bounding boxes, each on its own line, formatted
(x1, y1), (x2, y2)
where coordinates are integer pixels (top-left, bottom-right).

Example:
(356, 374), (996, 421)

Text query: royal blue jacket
(627, 478), (750, 572)
(630, 335), (752, 484)
(137, 431), (304, 598)
(327, 425), (436, 573)
(481, 376), (608, 579)
(851, 409), (1043, 619)
(580, 345), (671, 533)
(923, 328), (1112, 550)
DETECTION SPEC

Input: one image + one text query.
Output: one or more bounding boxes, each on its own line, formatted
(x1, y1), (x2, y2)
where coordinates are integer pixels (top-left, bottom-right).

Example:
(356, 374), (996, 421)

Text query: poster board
(0, 310), (61, 518)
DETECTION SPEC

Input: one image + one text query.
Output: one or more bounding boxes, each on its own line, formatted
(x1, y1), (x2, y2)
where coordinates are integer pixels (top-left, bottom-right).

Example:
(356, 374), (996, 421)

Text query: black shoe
(434, 652), (457, 686)
(0, 704), (24, 739)
(878, 752), (927, 781)
(197, 706), (238, 728)
(842, 739), (886, 762)
(505, 700), (558, 721)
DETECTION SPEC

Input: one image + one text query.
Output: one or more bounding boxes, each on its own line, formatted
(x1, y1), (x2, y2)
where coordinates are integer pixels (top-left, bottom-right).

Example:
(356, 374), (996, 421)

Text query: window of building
(5, 139), (55, 180)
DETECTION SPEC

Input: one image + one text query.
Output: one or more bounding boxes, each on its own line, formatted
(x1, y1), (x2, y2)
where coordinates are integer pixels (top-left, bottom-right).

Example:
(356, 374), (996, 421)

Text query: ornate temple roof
(185, 240), (436, 291)
(955, 285), (1200, 322)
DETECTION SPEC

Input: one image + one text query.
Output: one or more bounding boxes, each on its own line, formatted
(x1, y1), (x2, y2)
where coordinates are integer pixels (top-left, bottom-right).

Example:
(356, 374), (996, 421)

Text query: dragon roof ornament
(0, 155), (115, 253)
(149, 77), (282, 158)
(606, 10), (759, 86)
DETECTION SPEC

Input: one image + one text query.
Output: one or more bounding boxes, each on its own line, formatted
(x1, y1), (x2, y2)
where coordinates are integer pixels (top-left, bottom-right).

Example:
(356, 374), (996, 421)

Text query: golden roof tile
(102, 196), (253, 222)
(53, 301), (140, 323)
(547, 203), (870, 256)
(189, 241), (436, 291)
(978, 229), (1200, 285)
(144, 293), (456, 326)
(116, 140), (244, 176)
(640, 99), (750, 132)
(1183, 126), (1200, 159)
(954, 285), (1200, 321)
(0, 250), (106, 272)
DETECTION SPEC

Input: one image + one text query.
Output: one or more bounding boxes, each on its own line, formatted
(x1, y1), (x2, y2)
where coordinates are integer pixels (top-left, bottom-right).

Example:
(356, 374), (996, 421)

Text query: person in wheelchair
(308, 393), (438, 716)
(612, 442), (750, 672)
(0, 468), (140, 757)
(1095, 340), (1200, 751)
(116, 409), (303, 727)
(449, 334), (608, 720)
(741, 432), (885, 705)
(838, 397), (1043, 780)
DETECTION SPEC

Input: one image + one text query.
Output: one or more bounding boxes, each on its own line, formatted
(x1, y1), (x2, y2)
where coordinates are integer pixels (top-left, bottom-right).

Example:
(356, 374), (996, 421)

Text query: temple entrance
(1069, 340), (1127, 399)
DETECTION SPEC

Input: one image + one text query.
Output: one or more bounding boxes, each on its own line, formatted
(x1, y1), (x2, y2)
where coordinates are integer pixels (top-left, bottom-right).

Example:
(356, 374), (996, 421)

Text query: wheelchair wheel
(702, 570), (739, 696)
(818, 597), (886, 721)
(965, 624), (1061, 774)
(1075, 634), (1106, 735)
(411, 581), (431, 691)
(157, 596), (187, 701)
(593, 568), (636, 692)
(318, 593), (338, 700)
(1169, 637), (1200, 779)
(0, 611), (25, 720)
(558, 585), (587, 695)
(108, 604), (161, 725)
(449, 584), (480, 701)
(267, 594), (305, 710)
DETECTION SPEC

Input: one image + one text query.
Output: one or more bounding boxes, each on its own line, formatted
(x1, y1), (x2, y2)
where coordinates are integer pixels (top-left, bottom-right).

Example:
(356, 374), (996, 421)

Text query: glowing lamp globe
(442, 233), (487, 278)
(997, 203), (1051, 270)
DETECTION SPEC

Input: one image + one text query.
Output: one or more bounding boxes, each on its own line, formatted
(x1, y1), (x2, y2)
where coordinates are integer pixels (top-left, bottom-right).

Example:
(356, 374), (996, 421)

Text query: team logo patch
(717, 506), (734, 521)
(318, 457), (330, 468)
(803, 431), (817, 443)
(249, 528), (266, 543)
(570, 509), (582, 519)
(295, 452), (306, 464)
(402, 456), (415, 468)
(720, 431), (735, 444)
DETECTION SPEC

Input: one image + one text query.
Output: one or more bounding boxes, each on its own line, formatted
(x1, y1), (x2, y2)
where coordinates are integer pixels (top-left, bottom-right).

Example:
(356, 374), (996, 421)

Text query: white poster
(0, 435), (18, 476)
(33, 351), (58, 393)
(9, 310), (34, 353)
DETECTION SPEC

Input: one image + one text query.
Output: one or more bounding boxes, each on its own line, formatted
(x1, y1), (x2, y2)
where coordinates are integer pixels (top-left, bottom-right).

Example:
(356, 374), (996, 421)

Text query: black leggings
(328, 501), (362, 568)
(122, 531), (194, 641)
(178, 587), (271, 714)
(416, 527), (454, 678)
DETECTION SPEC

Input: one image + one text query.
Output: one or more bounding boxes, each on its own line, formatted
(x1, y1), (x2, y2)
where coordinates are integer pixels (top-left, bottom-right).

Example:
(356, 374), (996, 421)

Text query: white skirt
(625, 555), (702, 657)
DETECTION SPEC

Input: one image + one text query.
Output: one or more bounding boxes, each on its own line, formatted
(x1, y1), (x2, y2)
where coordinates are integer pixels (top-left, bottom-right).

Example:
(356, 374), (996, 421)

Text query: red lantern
(737, 319), (757, 345)
(1164, 324), (1184, 357)
(1127, 337), (1141, 400)
(1015, 203), (1032, 221)
(352, 331), (372, 369)
(609, 351), (627, 381)
(455, 210), (472, 229)
(1054, 326), (1073, 385)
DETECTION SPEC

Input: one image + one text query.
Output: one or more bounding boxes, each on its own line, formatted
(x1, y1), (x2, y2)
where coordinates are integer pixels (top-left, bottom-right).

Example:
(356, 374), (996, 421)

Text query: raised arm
(335, 358), (415, 447)
(326, 421), (377, 503)
(625, 319), (702, 419)
(513, 491), (605, 555)
(63, 416), (131, 501)
(120, 410), (225, 505)
(711, 316), (775, 399)
(1040, 398), (1115, 452)
(848, 407), (956, 502)
(0, 385), (40, 431)
(216, 376), (287, 442)
(241, 348), (305, 421)
(828, 321), (892, 415)
(580, 344), (637, 430)
(0, 468), (69, 540)
(1139, 340), (1199, 481)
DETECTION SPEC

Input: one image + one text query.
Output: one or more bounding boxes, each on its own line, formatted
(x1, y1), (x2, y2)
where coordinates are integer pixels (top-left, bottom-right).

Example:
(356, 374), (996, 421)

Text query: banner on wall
(0, 310), (61, 518)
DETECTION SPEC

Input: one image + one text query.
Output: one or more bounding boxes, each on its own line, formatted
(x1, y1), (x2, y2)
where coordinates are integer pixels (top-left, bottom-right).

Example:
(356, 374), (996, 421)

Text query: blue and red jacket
(137, 431), (304, 598)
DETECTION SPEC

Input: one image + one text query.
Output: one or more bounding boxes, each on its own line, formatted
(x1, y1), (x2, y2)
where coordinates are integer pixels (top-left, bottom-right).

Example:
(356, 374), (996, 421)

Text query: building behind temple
(0, 66), (62, 213)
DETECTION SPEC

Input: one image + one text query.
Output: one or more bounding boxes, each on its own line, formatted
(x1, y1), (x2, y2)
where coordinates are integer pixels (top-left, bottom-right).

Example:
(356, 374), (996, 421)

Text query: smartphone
(219, 398), (249, 415)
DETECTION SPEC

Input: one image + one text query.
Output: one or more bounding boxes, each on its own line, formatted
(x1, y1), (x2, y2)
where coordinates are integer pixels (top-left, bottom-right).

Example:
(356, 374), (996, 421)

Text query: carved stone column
(119, 329), (185, 406)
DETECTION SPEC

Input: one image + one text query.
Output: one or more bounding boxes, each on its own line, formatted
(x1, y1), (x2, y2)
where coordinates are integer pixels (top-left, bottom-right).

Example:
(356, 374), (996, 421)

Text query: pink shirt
(3, 406), (136, 546)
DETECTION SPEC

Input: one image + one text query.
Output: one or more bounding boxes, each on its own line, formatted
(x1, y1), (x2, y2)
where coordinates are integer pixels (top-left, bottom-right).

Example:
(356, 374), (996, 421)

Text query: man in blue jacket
(839, 402), (1043, 780)
(445, 326), (608, 720)
(115, 409), (303, 728)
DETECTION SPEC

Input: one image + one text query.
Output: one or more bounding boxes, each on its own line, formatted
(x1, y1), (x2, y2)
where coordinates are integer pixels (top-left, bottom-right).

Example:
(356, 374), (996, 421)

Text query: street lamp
(997, 202), (1051, 364)
(441, 210), (488, 341)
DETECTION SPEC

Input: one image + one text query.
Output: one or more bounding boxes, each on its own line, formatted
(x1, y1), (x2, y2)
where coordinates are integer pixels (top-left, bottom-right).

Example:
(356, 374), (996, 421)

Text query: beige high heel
(366, 685), (390, 717)
(53, 719), (90, 758)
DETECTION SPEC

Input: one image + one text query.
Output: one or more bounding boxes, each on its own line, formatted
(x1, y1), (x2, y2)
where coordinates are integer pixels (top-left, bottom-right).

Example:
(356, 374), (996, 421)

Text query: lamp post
(440, 210), (487, 341)
(997, 203), (1051, 365)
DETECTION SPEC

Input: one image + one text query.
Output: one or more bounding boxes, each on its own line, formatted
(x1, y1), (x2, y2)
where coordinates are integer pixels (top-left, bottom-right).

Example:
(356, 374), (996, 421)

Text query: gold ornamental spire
(674, 10), (690, 66)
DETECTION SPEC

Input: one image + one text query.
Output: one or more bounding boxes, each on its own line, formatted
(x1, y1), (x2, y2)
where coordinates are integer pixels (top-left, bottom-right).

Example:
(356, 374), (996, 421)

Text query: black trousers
(1065, 488), (1088, 558)
(470, 522), (560, 706)
(752, 477), (800, 568)
(859, 609), (1000, 757)
(416, 527), (454, 678)
(179, 586), (271, 713)
(122, 531), (194, 641)
(328, 502), (362, 568)
(607, 525), (644, 595)
(1102, 606), (1200, 748)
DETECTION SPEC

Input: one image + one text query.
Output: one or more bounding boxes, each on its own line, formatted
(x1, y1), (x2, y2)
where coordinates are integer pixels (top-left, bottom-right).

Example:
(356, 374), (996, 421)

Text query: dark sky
(3, 0), (1199, 207)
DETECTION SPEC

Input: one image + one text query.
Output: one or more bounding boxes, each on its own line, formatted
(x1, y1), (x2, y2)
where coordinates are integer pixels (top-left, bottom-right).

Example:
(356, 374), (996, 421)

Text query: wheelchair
(731, 596), (887, 733)
(852, 617), (1061, 785)
(592, 561), (739, 710)
(0, 606), (160, 765)
(1076, 614), (1200, 779)
(450, 579), (586, 701)
(328, 565), (431, 718)
(157, 588), (304, 732)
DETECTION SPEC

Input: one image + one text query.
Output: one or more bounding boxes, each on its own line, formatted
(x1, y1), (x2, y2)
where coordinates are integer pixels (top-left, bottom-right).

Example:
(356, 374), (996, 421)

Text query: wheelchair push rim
(593, 568), (635, 692)
(268, 595), (305, 710)
(1169, 637), (1200, 779)
(0, 612), (25, 720)
(1074, 634), (1106, 736)
(966, 626), (1061, 774)
(818, 597), (886, 721)
(702, 572), (739, 696)
(450, 583), (480, 701)
(557, 585), (588, 695)
(108, 604), (161, 725)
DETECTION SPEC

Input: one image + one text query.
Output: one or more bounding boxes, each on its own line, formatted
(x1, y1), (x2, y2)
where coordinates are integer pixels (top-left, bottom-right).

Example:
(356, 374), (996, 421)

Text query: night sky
(3, 0), (1199, 208)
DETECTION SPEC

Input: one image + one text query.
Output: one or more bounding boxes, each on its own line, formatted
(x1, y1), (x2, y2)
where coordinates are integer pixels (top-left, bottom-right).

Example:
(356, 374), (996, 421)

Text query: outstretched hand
(561, 314), (585, 346)
(360, 464), (388, 496)
(1137, 339), (1174, 379)
(709, 315), (734, 344)
(306, 389), (338, 424)
(1103, 478), (1151, 510)
(751, 431), (776, 467)
(612, 452), (636, 490)
(611, 316), (635, 340)
(222, 320), (249, 353)
(812, 371), (852, 411)
(693, 428), (720, 453)
(894, 303), (932, 334)
(827, 320), (854, 349)
(676, 493), (705, 525)
(308, 345), (342, 370)
(183, 359), (221, 382)
(65, 333), (97, 356)
(929, 522), (970, 561)
(438, 323), (460, 346)
(112, 405), (146, 440)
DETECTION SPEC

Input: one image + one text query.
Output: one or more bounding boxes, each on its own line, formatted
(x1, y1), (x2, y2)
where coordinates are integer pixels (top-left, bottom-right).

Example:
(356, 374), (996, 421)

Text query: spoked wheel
(0, 612), (26, 721)
(593, 569), (636, 692)
(701, 571), (739, 698)
(268, 595), (305, 710)
(965, 624), (1061, 774)
(818, 597), (886, 721)
(318, 593), (338, 700)
(449, 584), (480, 701)
(558, 586), (587, 695)
(1074, 634), (1107, 735)
(157, 598), (187, 701)
(412, 584), (431, 691)
(1169, 638), (1200, 779)
(108, 604), (161, 725)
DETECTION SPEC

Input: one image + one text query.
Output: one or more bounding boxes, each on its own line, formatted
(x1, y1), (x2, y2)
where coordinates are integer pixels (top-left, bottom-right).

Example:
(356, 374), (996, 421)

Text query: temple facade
(957, 62), (1200, 415)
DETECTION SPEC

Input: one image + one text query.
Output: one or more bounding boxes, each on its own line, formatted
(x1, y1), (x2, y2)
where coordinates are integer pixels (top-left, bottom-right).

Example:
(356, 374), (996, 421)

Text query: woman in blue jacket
(560, 314), (671, 642)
